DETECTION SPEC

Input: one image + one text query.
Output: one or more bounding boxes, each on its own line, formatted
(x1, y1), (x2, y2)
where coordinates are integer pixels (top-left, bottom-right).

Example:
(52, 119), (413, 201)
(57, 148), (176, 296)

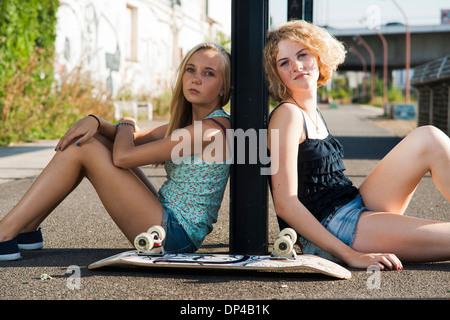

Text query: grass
(1, 49), (114, 146)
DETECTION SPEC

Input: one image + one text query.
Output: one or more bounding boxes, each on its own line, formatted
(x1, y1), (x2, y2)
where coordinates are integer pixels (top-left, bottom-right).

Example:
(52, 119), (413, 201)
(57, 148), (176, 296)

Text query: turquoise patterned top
(158, 109), (230, 249)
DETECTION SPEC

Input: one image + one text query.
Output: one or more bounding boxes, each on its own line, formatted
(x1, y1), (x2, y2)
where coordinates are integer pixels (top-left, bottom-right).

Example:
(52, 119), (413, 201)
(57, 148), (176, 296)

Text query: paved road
(0, 104), (448, 309)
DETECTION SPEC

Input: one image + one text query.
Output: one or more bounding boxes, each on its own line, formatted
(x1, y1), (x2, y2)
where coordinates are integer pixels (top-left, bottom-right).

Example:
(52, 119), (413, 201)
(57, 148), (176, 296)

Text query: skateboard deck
(88, 250), (351, 279)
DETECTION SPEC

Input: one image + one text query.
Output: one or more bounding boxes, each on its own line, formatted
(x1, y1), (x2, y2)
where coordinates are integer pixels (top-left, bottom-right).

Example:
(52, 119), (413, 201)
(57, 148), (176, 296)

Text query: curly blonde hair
(263, 20), (346, 102)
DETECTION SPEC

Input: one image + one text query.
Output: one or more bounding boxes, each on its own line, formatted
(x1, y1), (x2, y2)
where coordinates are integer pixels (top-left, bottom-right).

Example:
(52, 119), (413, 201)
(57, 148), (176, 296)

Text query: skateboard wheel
(279, 228), (297, 244)
(274, 236), (294, 257)
(147, 225), (166, 241)
(134, 232), (154, 252)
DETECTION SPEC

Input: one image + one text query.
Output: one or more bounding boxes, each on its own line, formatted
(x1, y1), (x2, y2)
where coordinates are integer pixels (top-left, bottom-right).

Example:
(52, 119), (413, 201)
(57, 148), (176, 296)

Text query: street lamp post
(375, 29), (388, 107)
(364, 5), (388, 108)
(350, 44), (368, 98)
(356, 34), (375, 104)
(391, 0), (410, 103)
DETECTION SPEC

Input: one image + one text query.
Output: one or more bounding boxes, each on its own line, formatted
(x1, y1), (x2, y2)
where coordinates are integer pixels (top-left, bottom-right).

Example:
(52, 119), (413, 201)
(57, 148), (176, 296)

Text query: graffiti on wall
(55, 0), (120, 95)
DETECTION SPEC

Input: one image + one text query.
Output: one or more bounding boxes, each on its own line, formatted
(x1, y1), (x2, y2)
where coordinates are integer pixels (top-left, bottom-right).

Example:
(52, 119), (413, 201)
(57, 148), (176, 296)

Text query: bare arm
(113, 117), (229, 169)
(134, 124), (169, 146)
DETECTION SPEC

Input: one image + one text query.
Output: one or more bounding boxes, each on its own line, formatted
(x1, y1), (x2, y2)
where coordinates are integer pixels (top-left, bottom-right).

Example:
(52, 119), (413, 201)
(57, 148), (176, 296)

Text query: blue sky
(271, 0), (450, 28)
(209, 0), (450, 33)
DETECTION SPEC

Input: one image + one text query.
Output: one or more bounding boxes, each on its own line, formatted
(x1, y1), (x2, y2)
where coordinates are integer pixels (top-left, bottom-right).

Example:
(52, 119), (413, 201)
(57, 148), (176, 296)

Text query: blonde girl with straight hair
(265, 20), (450, 270)
(0, 42), (232, 261)
(166, 42), (231, 138)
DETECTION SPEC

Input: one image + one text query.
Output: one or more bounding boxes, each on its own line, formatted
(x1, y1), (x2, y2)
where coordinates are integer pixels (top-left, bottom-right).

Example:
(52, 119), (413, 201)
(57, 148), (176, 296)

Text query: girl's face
(275, 39), (320, 95)
(182, 49), (224, 109)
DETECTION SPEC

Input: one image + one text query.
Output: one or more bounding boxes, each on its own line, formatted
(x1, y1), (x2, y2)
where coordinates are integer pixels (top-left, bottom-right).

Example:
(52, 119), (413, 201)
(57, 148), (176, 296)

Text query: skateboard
(88, 226), (351, 279)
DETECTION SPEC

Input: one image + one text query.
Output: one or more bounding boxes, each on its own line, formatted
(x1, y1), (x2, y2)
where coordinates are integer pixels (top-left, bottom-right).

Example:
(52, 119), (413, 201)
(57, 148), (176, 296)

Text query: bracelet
(88, 114), (101, 128)
(116, 122), (136, 131)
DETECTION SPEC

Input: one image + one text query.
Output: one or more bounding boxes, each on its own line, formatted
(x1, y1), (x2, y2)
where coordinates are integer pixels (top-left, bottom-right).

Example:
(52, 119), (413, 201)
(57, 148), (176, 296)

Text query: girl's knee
(410, 125), (447, 146)
(410, 125), (450, 160)
(413, 125), (447, 139)
(60, 136), (111, 161)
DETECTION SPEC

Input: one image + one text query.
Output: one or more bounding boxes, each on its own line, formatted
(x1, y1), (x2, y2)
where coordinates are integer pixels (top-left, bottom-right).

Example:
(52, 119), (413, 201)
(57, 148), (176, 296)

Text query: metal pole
(391, 0), (410, 103)
(303, 0), (313, 22)
(288, 0), (313, 21)
(230, 0), (269, 254)
(375, 29), (388, 107)
(356, 34), (375, 104)
(349, 44), (368, 98)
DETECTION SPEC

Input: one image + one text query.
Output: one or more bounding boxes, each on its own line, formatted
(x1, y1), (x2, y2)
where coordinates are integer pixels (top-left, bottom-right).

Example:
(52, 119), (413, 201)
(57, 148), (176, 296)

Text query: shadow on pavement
(0, 145), (55, 157)
(337, 136), (403, 160)
(0, 248), (128, 269)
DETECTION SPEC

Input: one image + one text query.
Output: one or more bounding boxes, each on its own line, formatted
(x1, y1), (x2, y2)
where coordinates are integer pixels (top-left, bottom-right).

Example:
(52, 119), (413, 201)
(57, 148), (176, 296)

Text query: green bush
(153, 90), (172, 117)
(0, 0), (58, 97)
(0, 0), (113, 145)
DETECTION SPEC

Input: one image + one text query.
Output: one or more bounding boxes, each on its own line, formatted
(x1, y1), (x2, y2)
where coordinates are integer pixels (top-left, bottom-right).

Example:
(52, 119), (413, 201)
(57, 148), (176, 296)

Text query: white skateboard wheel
(274, 236), (294, 257)
(279, 228), (297, 244)
(134, 232), (154, 252)
(147, 225), (166, 241)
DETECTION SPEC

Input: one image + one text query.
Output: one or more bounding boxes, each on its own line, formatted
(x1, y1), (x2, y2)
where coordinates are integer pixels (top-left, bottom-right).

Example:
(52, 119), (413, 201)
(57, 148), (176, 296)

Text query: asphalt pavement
(0, 104), (448, 309)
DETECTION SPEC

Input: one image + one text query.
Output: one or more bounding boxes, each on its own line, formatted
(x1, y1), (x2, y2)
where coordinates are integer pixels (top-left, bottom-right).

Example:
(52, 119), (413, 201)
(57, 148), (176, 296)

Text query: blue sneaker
(0, 238), (21, 261)
(17, 228), (43, 250)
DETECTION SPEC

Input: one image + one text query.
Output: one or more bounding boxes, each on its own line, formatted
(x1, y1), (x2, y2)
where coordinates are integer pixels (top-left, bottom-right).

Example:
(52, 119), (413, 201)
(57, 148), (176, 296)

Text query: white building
(54, 0), (230, 100)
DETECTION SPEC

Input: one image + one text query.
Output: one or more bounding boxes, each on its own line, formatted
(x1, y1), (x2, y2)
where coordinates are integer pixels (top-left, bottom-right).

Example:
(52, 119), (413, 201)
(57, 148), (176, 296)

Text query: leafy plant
(0, 0), (113, 145)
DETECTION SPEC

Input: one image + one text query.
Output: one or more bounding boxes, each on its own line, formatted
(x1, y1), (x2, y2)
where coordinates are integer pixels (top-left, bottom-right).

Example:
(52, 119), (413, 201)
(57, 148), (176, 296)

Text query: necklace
(288, 95), (320, 134)
(303, 107), (320, 134)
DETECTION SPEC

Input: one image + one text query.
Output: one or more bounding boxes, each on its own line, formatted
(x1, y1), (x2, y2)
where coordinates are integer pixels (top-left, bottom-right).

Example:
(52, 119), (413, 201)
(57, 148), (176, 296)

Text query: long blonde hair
(263, 20), (346, 102)
(165, 42), (231, 138)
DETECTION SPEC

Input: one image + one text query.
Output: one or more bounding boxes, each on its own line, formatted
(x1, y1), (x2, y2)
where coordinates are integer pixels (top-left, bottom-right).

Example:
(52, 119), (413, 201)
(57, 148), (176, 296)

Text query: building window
(126, 4), (138, 61)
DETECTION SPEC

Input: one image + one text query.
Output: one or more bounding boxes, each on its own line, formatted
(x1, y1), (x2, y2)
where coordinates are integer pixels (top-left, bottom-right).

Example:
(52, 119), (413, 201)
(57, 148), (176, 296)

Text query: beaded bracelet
(116, 122), (136, 131)
(88, 114), (101, 128)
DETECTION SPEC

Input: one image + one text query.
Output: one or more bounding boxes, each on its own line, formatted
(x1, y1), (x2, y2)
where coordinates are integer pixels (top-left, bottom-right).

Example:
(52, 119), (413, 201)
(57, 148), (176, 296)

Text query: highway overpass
(328, 24), (450, 73)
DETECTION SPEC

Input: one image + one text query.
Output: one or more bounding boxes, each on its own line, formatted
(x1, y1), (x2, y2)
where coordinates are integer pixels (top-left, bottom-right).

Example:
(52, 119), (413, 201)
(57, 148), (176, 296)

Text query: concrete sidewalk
(0, 104), (449, 304)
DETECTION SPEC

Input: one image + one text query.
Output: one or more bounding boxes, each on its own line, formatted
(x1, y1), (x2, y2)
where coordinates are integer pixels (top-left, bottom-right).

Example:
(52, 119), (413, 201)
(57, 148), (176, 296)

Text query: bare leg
(353, 126), (450, 263)
(353, 212), (450, 262)
(0, 135), (163, 244)
(131, 167), (159, 196)
(359, 126), (450, 213)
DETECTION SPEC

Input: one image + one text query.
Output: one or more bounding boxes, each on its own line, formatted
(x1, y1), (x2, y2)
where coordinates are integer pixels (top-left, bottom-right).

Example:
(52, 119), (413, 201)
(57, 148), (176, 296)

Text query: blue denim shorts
(161, 206), (197, 254)
(299, 194), (369, 263)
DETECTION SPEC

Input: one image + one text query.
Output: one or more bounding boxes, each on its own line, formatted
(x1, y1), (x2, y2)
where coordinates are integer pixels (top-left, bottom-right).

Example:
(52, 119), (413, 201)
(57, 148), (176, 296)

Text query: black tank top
(268, 103), (359, 226)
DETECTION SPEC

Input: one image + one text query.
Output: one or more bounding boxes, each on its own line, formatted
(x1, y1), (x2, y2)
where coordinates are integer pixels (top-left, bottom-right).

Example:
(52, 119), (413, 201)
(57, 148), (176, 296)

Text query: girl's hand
(346, 252), (403, 271)
(56, 115), (100, 151)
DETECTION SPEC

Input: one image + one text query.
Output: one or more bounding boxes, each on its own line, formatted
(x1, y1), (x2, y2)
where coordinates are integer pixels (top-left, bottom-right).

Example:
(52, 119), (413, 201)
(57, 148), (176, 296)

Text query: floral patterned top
(158, 109), (230, 249)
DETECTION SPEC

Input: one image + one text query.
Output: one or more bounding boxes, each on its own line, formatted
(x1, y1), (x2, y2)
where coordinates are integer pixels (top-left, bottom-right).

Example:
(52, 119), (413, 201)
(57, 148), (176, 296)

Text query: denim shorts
(161, 205), (197, 254)
(299, 194), (369, 263)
